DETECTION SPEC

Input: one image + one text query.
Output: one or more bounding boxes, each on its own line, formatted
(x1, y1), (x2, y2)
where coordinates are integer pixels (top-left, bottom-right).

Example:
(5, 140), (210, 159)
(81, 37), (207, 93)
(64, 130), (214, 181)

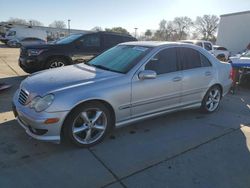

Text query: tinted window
(56, 34), (82, 44)
(103, 34), (124, 49)
(145, 48), (178, 75)
(180, 47), (202, 70)
(204, 42), (212, 51)
(200, 53), (212, 67)
(80, 34), (100, 47)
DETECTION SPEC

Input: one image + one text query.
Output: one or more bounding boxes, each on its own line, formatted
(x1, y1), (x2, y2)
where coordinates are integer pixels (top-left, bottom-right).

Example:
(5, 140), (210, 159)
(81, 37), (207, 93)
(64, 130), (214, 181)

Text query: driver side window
(145, 48), (178, 75)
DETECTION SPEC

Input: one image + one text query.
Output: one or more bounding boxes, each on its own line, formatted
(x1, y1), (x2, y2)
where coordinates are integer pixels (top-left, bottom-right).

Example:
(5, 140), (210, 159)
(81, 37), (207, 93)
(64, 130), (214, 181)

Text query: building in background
(0, 22), (87, 43)
(216, 11), (250, 55)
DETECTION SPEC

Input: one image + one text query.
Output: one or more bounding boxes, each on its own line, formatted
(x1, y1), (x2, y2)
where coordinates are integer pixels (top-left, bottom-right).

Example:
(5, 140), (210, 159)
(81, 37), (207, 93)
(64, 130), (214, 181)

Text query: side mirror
(138, 70), (157, 80)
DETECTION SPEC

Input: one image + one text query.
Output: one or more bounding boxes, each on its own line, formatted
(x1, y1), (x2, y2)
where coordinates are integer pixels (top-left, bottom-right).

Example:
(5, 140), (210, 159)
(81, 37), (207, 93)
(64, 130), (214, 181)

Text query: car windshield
(87, 45), (151, 74)
(55, 34), (82, 44)
(241, 51), (250, 58)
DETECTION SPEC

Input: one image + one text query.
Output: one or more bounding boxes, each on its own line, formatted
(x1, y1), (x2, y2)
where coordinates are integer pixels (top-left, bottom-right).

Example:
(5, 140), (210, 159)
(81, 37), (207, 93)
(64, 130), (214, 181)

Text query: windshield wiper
(90, 64), (124, 74)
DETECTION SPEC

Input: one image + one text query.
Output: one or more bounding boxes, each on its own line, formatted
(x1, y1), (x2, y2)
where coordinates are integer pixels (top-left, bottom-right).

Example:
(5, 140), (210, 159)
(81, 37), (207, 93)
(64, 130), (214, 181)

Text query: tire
(63, 102), (113, 147)
(201, 86), (222, 113)
(45, 57), (68, 69)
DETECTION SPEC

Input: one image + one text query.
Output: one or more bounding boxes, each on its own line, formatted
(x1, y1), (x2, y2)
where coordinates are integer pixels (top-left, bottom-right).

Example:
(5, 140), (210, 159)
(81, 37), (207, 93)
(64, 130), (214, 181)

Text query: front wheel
(45, 57), (68, 69)
(201, 86), (222, 113)
(63, 102), (113, 147)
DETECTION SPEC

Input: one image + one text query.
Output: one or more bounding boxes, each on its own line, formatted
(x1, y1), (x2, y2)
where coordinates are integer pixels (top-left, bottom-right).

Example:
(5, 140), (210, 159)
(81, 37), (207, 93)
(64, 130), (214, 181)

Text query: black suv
(19, 31), (137, 73)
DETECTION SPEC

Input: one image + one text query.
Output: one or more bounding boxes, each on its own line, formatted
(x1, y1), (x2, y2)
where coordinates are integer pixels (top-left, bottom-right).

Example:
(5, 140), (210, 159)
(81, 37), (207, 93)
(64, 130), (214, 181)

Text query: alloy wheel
(205, 88), (221, 112)
(72, 108), (107, 144)
(49, 61), (65, 68)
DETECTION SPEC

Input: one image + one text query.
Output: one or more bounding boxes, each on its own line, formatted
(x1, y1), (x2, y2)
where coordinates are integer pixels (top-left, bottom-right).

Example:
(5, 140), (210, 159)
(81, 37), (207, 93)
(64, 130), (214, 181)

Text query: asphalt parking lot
(0, 43), (250, 188)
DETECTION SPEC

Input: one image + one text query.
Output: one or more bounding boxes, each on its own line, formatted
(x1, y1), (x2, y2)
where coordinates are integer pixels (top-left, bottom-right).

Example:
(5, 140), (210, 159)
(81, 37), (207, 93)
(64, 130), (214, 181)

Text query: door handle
(172, 76), (182, 82)
(205, 71), (212, 76)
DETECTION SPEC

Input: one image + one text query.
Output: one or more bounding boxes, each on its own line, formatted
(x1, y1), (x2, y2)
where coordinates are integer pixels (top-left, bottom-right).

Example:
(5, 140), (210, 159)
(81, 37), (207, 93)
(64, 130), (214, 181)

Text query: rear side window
(180, 47), (212, 70)
(180, 47), (201, 70)
(200, 53), (212, 67)
(80, 34), (100, 47)
(145, 48), (178, 75)
(103, 34), (124, 49)
(204, 42), (212, 51)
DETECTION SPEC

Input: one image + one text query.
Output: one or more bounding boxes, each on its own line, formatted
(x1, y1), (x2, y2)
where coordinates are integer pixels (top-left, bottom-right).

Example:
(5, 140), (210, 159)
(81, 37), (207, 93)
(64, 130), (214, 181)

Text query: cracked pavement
(0, 43), (250, 188)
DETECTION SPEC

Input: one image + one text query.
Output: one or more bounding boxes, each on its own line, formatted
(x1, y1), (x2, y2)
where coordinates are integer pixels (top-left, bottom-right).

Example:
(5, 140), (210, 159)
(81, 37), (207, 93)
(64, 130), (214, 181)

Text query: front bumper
(19, 57), (44, 73)
(13, 91), (69, 143)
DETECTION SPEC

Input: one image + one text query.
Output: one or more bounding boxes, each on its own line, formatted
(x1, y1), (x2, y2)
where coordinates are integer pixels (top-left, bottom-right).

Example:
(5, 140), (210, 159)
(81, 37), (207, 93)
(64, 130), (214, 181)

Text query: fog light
(44, 118), (59, 124)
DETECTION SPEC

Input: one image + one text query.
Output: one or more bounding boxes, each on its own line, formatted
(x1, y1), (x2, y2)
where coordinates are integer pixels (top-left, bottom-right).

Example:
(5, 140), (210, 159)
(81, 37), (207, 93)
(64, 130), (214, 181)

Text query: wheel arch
(206, 83), (223, 99)
(60, 99), (116, 137)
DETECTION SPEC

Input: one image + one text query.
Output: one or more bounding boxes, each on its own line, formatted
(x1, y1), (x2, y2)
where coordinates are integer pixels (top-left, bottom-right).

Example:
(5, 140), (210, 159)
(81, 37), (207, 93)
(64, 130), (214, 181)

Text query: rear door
(131, 47), (182, 118)
(179, 47), (213, 106)
(72, 33), (101, 63)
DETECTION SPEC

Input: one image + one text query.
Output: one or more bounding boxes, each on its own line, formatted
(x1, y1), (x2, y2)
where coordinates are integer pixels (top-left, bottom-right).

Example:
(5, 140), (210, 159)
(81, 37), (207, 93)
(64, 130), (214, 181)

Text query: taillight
(230, 68), (236, 81)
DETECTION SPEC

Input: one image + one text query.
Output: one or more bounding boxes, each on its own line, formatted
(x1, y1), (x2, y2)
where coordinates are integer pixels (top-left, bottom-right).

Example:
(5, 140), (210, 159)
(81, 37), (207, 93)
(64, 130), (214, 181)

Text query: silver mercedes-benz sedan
(12, 41), (232, 147)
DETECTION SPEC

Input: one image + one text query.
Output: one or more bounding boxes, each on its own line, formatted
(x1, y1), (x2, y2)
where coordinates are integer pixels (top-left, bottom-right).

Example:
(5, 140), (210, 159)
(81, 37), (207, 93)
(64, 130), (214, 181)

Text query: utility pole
(68, 19), (71, 35)
(134, 28), (138, 38)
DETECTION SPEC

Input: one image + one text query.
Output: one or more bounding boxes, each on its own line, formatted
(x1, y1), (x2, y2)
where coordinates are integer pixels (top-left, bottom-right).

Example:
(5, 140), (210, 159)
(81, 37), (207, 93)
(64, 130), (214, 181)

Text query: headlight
(27, 49), (45, 56)
(29, 94), (54, 112)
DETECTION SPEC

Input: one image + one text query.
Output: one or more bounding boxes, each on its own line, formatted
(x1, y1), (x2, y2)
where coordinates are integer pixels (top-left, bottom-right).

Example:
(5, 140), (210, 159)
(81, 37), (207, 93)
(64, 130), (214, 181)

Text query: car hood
(20, 64), (122, 96)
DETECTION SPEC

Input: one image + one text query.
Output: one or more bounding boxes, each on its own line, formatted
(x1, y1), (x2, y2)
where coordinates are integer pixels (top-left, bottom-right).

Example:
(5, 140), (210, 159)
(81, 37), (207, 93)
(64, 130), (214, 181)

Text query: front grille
(18, 89), (29, 105)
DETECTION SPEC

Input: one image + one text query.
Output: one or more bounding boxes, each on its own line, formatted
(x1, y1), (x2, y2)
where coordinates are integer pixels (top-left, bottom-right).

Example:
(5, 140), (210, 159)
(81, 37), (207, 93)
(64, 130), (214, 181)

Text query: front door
(131, 47), (182, 118)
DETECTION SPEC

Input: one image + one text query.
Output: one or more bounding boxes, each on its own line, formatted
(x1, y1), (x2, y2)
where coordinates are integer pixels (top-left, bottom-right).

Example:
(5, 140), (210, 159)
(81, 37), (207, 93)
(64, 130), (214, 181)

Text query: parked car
(13, 41), (232, 147)
(19, 31), (137, 73)
(213, 45), (230, 61)
(7, 37), (46, 48)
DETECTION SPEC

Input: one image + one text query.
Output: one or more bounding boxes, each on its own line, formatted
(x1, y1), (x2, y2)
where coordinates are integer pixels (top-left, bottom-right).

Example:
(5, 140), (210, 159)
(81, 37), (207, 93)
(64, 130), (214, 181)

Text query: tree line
(144, 15), (219, 42)
(7, 18), (67, 29)
(6, 14), (220, 42)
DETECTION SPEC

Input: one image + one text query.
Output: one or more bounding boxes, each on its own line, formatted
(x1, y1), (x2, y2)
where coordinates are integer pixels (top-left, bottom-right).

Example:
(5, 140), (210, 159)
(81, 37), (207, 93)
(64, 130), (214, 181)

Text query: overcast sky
(1, 0), (250, 33)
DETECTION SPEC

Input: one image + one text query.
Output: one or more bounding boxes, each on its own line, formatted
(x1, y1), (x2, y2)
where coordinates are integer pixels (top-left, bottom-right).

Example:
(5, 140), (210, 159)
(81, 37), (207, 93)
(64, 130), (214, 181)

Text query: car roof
(181, 40), (211, 43)
(120, 41), (194, 47)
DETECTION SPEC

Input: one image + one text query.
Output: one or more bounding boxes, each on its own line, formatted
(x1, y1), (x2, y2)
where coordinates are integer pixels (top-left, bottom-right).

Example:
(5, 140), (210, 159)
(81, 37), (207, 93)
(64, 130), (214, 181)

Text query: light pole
(68, 19), (71, 35)
(134, 28), (138, 38)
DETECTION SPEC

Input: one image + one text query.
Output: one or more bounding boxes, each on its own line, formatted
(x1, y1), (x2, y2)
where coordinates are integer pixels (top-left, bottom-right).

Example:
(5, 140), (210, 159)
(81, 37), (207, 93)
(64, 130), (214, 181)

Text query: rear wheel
(63, 102), (113, 147)
(201, 86), (222, 113)
(45, 57), (68, 69)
